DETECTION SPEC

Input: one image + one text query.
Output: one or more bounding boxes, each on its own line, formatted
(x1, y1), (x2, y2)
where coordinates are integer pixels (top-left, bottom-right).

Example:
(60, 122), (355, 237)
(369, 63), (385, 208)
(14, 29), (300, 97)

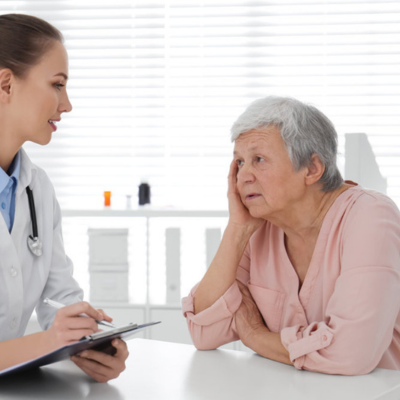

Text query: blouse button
(322, 335), (328, 341)
(10, 267), (18, 278)
(1, 203), (5, 210)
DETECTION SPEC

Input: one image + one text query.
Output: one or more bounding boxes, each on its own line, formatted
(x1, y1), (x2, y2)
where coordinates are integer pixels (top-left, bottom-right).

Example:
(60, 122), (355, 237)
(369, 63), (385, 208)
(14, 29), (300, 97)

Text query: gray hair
(230, 96), (343, 192)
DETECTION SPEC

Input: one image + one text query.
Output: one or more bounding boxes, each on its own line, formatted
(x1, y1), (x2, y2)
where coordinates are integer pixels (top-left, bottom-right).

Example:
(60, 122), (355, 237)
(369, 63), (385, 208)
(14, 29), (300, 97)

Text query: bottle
(126, 194), (132, 209)
(104, 191), (111, 206)
(138, 181), (151, 205)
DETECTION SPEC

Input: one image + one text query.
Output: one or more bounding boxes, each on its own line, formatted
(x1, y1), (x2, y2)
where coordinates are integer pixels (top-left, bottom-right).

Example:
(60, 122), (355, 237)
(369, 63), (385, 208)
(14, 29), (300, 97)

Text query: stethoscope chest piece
(27, 235), (42, 257)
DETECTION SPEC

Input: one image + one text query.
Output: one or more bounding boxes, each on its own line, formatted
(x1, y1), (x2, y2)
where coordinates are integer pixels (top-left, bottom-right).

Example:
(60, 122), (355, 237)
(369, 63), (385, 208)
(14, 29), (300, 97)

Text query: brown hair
(0, 13), (63, 78)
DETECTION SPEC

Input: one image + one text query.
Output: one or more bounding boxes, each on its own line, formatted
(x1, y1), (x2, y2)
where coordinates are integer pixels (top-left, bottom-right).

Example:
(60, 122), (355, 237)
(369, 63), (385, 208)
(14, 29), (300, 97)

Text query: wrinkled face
(9, 40), (72, 146)
(234, 126), (308, 221)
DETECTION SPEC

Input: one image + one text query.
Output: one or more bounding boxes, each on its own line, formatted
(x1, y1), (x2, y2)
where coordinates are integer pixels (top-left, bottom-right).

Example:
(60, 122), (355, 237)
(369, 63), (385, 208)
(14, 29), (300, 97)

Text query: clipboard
(0, 321), (161, 377)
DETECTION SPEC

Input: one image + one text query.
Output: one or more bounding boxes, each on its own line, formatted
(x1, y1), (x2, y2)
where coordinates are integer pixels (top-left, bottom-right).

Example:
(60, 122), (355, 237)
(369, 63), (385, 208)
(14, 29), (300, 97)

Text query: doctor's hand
(235, 281), (269, 348)
(71, 339), (129, 382)
(45, 301), (112, 349)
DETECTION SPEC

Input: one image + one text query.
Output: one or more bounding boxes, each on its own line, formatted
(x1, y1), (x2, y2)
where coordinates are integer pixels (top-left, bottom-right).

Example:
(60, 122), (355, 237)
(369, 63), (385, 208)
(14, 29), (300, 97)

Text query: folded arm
(235, 281), (292, 365)
(237, 195), (400, 375)
(280, 266), (400, 375)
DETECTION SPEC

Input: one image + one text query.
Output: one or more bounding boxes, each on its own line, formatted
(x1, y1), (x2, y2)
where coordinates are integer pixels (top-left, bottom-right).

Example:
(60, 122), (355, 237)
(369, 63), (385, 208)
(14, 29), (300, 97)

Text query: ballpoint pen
(44, 297), (117, 328)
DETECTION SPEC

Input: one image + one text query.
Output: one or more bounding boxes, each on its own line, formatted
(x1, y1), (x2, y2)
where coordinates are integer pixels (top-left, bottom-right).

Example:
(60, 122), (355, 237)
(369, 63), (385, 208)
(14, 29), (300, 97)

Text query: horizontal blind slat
(1, 3), (399, 209)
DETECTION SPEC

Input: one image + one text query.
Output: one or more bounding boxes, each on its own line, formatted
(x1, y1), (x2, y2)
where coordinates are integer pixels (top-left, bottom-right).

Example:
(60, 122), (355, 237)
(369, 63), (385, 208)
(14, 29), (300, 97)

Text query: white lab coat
(0, 148), (83, 341)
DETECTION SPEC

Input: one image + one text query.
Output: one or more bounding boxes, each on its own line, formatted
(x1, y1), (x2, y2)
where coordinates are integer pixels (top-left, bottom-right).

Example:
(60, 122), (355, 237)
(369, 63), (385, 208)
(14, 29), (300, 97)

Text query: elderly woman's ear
(304, 154), (325, 187)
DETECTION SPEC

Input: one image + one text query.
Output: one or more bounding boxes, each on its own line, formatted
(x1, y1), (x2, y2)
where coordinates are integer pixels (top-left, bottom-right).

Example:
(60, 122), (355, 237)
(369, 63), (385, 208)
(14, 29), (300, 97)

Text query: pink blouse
(182, 185), (400, 375)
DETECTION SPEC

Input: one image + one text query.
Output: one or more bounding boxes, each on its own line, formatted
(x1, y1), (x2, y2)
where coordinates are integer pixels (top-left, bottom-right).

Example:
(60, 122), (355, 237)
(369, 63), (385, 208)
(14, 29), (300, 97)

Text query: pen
(44, 298), (117, 328)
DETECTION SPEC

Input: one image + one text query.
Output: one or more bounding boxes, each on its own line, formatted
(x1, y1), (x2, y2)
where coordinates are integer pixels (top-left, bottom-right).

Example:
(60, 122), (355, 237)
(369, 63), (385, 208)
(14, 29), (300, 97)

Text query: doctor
(0, 14), (128, 382)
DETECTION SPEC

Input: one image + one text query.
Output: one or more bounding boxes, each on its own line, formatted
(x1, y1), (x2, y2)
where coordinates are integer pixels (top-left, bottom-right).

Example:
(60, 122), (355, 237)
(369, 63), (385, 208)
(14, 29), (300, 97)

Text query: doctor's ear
(0, 68), (14, 102)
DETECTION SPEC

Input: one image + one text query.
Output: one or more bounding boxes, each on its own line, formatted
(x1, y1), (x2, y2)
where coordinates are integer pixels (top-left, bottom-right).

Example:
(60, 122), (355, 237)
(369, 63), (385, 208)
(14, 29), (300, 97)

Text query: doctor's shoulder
(22, 152), (59, 213)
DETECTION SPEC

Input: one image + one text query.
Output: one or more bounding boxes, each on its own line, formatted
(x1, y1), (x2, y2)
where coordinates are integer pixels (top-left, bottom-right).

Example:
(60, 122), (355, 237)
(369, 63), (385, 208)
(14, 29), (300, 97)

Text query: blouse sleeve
(281, 193), (400, 375)
(182, 245), (251, 350)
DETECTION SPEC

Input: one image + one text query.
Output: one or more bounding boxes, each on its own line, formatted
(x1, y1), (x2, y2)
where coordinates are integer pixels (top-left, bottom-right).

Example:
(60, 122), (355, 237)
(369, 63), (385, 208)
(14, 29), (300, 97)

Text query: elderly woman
(182, 96), (400, 375)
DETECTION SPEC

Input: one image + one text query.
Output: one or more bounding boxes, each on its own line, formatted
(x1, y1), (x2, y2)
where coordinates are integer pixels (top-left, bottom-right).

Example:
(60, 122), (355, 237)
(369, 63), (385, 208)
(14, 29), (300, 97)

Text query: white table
(1, 339), (400, 400)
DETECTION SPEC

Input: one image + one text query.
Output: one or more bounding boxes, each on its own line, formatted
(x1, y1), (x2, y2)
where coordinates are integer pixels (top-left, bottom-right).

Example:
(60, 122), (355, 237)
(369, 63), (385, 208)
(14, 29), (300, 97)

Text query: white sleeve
(35, 191), (83, 330)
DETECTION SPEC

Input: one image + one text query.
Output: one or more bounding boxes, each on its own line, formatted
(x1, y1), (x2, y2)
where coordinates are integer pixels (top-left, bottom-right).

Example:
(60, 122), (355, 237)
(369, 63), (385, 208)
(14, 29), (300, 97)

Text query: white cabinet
(62, 210), (233, 348)
(89, 228), (129, 302)
(90, 271), (129, 302)
(88, 228), (128, 264)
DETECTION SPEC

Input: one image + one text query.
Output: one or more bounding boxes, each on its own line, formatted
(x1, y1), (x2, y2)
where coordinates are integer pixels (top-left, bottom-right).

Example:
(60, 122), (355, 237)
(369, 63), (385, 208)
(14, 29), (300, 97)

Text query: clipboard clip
(80, 323), (138, 341)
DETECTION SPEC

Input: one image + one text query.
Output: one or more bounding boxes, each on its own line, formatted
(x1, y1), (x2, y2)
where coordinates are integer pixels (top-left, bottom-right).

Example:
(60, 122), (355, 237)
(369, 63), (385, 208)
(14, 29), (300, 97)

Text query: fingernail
(98, 312), (104, 320)
(81, 351), (88, 357)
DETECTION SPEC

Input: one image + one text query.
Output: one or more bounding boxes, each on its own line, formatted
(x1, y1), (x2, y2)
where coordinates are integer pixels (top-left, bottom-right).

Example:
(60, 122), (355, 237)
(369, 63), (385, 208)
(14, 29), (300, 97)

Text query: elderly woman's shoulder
(353, 186), (396, 206)
(343, 185), (400, 220)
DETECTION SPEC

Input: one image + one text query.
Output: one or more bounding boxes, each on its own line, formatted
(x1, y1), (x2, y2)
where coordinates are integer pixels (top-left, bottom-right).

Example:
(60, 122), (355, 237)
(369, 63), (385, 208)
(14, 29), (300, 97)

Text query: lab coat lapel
(0, 196), (24, 340)
(13, 149), (46, 285)
(11, 148), (36, 266)
(0, 148), (39, 339)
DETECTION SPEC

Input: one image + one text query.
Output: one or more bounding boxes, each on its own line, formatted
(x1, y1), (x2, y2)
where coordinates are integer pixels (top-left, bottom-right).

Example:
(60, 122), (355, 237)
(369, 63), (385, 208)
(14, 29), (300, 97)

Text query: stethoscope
(26, 187), (42, 257)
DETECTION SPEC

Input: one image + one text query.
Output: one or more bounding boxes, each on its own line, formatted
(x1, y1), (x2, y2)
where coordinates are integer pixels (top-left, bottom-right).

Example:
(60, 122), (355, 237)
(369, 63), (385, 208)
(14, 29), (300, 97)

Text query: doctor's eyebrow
(53, 73), (68, 80)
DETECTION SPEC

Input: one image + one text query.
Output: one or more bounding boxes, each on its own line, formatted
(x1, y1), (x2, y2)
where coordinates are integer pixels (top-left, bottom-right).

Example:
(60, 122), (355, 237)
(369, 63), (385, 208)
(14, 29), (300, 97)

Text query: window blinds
(1, 0), (400, 209)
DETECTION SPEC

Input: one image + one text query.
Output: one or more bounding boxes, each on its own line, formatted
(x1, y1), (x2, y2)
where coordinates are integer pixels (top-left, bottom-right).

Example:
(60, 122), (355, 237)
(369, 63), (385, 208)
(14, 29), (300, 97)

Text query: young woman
(0, 14), (128, 382)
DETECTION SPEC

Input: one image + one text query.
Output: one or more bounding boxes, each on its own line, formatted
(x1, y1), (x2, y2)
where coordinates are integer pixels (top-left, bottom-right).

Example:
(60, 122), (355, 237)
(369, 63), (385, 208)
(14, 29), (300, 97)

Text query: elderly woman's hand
(228, 160), (263, 233)
(235, 281), (269, 347)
